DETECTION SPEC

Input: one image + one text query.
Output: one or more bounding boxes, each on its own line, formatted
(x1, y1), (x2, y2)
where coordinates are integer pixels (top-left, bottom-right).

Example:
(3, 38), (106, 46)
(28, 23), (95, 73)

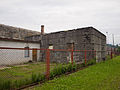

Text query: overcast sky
(0, 0), (120, 45)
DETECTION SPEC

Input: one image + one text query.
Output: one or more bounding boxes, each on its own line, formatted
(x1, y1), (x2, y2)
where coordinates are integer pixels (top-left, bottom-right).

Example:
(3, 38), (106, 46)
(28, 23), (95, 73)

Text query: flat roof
(44, 26), (106, 37)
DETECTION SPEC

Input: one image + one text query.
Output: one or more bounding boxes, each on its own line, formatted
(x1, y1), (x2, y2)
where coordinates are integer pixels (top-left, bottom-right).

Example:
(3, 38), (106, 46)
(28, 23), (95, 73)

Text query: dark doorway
(32, 49), (37, 61)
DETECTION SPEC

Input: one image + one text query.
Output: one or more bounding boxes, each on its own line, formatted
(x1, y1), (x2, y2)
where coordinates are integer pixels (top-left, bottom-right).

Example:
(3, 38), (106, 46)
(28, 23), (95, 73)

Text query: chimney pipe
(41, 25), (44, 35)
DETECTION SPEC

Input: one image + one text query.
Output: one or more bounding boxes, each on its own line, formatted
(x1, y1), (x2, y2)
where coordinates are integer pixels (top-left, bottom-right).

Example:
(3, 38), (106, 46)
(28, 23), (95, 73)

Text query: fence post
(111, 48), (113, 59)
(114, 48), (116, 56)
(85, 50), (87, 65)
(71, 49), (73, 65)
(46, 49), (50, 80)
(94, 50), (96, 59)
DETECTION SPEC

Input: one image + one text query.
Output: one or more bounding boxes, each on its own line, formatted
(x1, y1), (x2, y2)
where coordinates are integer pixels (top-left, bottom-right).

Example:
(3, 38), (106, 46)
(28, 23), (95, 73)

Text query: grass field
(29, 56), (120, 90)
(0, 62), (56, 89)
(0, 62), (45, 81)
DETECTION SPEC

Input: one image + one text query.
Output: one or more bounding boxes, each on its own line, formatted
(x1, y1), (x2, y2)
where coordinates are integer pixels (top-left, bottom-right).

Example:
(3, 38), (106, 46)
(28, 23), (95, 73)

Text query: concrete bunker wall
(91, 28), (106, 62)
(40, 27), (105, 63)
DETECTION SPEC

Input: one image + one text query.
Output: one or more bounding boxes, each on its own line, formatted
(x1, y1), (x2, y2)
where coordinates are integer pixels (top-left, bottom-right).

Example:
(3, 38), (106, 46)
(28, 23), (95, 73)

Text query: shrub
(31, 73), (45, 83)
(72, 63), (77, 71)
(0, 80), (11, 90)
(106, 55), (111, 60)
(50, 63), (78, 78)
(50, 64), (64, 77)
(32, 73), (38, 83)
(86, 58), (96, 66)
(66, 63), (73, 72)
(82, 58), (96, 66)
(76, 63), (85, 69)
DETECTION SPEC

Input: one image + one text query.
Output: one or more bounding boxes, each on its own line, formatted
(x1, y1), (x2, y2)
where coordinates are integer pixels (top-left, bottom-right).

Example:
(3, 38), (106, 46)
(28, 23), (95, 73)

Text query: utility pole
(112, 34), (115, 56)
(106, 32), (109, 55)
(106, 32), (109, 44)
(112, 34), (114, 46)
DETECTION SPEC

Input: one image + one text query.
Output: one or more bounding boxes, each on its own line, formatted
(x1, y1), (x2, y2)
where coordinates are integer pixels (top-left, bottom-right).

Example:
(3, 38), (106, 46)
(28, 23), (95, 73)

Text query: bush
(0, 80), (11, 90)
(72, 63), (77, 71)
(31, 73), (45, 83)
(66, 63), (73, 72)
(86, 58), (96, 66)
(50, 63), (77, 78)
(76, 63), (85, 69)
(106, 55), (111, 60)
(50, 64), (66, 78)
(13, 78), (31, 89)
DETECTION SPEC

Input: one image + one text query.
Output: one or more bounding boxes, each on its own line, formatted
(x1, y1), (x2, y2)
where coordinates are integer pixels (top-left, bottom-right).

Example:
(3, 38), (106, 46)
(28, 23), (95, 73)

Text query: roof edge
(0, 37), (40, 43)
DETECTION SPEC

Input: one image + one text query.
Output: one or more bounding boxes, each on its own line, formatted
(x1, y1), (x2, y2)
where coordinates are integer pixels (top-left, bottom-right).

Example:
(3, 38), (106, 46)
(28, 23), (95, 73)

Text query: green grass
(30, 56), (120, 90)
(0, 62), (56, 89)
(0, 62), (47, 80)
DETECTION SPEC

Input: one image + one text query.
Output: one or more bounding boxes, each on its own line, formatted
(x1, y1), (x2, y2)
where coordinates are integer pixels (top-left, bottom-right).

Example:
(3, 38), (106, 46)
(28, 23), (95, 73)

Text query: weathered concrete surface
(25, 35), (41, 42)
(0, 24), (40, 40)
(0, 24), (106, 63)
(40, 27), (106, 63)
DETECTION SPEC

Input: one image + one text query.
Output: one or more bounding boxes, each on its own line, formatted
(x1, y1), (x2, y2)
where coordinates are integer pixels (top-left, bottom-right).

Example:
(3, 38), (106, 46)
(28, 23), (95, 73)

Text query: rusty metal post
(46, 49), (50, 80)
(85, 50), (87, 65)
(71, 49), (73, 65)
(111, 48), (113, 59)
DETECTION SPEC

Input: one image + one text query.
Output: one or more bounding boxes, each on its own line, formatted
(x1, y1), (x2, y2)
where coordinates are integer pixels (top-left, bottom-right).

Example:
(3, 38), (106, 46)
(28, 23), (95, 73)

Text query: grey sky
(0, 0), (120, 44)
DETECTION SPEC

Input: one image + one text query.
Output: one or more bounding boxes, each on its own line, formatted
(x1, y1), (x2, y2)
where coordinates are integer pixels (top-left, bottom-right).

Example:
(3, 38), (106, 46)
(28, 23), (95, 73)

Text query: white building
(0, 38), (40, 65)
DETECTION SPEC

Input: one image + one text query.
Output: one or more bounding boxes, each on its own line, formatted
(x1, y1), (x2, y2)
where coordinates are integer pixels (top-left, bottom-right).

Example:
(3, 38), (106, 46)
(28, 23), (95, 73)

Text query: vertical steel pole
(46, 49), (50, 80)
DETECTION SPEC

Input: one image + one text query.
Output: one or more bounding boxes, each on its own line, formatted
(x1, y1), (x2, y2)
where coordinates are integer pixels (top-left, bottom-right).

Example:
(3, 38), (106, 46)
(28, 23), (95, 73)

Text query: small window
(49, 44), (53, 49)
(67, 43), (74, 50)
(25, 47), (29, 57)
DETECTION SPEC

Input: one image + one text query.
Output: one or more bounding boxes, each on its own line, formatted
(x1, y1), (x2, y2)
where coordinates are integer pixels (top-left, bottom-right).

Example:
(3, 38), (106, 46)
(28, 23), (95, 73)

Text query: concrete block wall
(40, 27), (106, 63)
(91, 28), (106, 62)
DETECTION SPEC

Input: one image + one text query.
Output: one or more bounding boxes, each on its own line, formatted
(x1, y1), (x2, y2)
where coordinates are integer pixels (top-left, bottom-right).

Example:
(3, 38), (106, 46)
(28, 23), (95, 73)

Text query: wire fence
(0, 47), (119, 89)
